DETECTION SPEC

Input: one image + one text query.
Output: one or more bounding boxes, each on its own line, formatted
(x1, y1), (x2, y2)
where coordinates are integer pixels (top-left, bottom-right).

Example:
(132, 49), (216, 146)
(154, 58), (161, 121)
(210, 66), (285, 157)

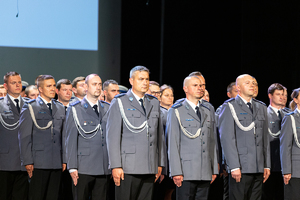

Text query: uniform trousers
(72, 174), (109, 200)
(115, 174), (155, 200)
(284, 178), (300, 200)
(28, 169), (62, 200)
(176, 180), (210, 200)
(229, 173), (263, 200)
(262, 171), (284, 200)
(0, 170), (28, 200)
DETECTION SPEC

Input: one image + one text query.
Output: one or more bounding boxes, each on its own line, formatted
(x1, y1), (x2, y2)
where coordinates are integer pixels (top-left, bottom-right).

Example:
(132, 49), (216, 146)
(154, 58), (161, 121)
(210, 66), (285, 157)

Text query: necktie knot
(139, 99), (146, 114)
(93, 104), (99, 117)
(14, 99), (20, 113)
(247, 102), (253, 113)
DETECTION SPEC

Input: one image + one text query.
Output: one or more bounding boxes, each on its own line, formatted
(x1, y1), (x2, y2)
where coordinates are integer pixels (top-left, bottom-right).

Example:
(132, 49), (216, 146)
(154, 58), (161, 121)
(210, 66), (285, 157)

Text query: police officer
(18, 75), (66, 200)
(261, 83), (286, 200)
(64, 74), (110, 199)
(70, 76), (86, 103)
(0, 72), (28, 200)
(167, 75), (218, 200)
(218, 74), (270, 200)
(106, 66), (166, 200)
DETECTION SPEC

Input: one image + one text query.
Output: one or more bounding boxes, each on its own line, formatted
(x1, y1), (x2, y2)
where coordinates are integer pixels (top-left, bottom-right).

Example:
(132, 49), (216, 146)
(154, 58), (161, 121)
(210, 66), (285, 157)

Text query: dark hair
(72, 76), (85, 88)
(103, 79), (118, 91)
(227, 82), (236, 93)
(129, 66), (150, 78)
(289, 88), (300, 111)
(37, 75), (55, 88)
(160, 84), (173, 96)
(3, 72), (21, 84)
(56, 79), (71, 90)
(268, 83), (284, 95)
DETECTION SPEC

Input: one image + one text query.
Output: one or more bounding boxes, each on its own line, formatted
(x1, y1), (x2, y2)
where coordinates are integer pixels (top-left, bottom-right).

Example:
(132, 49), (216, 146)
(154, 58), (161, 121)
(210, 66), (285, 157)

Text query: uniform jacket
(167, 99), (218, 181)
(267, 106), (287, 172)
(218, 95), (270, 173)
(280, 109), (300, 178)
(106, 89), (166, 174)
(0, 96), (25, 171)
(18, 96), (65, 169)
(64, 98), (110, 175)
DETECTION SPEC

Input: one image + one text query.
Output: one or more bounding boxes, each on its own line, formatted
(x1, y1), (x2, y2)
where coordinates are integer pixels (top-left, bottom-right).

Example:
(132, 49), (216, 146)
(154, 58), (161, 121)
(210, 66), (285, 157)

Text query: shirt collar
(39, 95), (52, 105)
(7, 93), (21, 106)
(85, 97), (99, 110)
(238, 95), (252, 105)
(269, 105), (280, 116)
(131, 90), (145, 103)
(185, 98), (200, 113)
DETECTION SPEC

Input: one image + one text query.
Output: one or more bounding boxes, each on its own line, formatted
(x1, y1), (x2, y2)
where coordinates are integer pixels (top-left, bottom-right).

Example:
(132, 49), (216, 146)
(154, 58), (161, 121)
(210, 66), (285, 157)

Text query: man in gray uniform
(65, 74), (110, 199)
(19, 75), (66, 200)
(218, 74), (270, 200)
(0, 71), (28, 200)
(167, 75), (218, 200)
(262, 83), (286, 200)
(106, 66), (166, 200)
(70, 76), (86, 103)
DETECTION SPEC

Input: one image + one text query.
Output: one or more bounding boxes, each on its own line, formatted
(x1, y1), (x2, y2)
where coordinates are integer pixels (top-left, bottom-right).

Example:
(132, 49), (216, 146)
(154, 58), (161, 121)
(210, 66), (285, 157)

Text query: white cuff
(231, 168), (240, 172)
(69, 169), (77, 173)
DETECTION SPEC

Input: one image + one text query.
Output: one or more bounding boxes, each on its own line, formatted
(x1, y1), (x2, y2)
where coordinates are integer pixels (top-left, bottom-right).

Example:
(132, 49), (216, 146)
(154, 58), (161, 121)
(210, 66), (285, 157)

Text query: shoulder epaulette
(100, 100), (110, 106)
(172, 102), (182, 109)
(0, 97), (4, 101)
(285, 111), (295, 116)
(201, 99), (214, 108)
(253, 99), (266, 106)
(114, 93), (126, 98)
(225, 98), (234, 103)
(27, 99), (35, 104)
(145, 93), (158, 100)
(22, 97), (30, 101)
(175, 98), (185, 104)
(282, 107), (292, 113)
(200, 104), (210, 111)
(70, 100), (80, 106)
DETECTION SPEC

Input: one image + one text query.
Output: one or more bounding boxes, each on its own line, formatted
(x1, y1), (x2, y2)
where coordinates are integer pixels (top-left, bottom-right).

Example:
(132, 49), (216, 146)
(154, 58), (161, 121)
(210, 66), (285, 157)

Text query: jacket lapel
(127, 90), (146, 116)
(37, 96), (52, 116)
(144, 95), (153, 118)
(236, 96), (252, 116)
(199, 105), (208, 127)
(81, 98), (99, 119)
(5, 96), (19, 116)
(183, 100), (200, 123)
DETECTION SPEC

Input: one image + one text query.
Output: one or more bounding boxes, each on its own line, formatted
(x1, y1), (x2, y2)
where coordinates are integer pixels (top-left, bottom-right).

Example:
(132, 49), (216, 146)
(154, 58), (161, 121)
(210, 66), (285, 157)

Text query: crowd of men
(0, 66), (299, 200)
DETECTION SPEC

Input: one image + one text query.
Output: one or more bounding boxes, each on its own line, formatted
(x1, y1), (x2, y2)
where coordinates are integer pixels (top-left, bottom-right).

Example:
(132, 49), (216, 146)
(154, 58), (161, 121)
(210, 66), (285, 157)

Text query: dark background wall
(121, 1), (300, 109)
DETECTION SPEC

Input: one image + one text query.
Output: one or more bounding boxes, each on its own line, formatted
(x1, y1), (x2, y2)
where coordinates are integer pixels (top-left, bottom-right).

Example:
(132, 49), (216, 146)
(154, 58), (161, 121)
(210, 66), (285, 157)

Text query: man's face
(253, 79), (258, 98)
(0, 88), (7, 97)
(57, 84), (72, 102)
(27, 89), (39, 99)
(228, 85), (238, 98)
(149, 85), (161, 100)
(237, 75), (255, 98)
(269, 89), (284, 108)
(196, 75), (206, 90)
(39, 79), (56, 101)
(202, 90), (210, 102)
(87, 76), (102, 98)
(73, 80), (86, 98)
(130, 71), (149, 95)
(184, 77), (204, 100)
(4, 75), (22, 98)
(105, 84), (119, 103)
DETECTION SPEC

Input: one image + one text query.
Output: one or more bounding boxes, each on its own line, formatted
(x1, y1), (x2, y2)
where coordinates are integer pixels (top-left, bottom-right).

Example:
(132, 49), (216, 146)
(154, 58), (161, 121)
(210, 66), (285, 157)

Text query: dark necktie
(247, 102), (253, 113)
(93, 105), (99, 117)
(14, 99), (20, 113)
(278, 110), (282, 122)
(139, 99), (146, 114)
(47, 103), (52, 115)
(195, 106), (201, 121)
(65, 106), (68, 113)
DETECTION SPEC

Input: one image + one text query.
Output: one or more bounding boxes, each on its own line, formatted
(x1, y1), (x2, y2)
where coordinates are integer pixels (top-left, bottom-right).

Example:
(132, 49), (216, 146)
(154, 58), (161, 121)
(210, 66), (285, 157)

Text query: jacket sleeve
(262, 106), (271, 169)
(280, 115), (293, 175)
(218, 103), (240, 171)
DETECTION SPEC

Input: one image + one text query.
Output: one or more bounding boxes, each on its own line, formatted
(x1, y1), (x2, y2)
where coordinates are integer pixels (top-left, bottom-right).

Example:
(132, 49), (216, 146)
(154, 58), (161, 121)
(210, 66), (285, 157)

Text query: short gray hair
(129, 66), (150, 78)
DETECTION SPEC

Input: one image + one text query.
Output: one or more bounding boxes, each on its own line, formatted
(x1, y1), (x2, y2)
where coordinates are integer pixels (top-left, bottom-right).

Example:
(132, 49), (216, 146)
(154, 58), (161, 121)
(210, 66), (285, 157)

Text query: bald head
(183, 76), (200, 87)
(236, 74), (256, 100)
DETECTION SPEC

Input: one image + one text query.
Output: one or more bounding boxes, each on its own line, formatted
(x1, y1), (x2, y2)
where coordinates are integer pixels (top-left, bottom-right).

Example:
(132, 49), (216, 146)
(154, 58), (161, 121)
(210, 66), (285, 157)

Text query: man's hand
(70, 171), (79, 186)
(25, 164), (34, 178)
(159, 174), (165, 184)
(155, 167), (162, 182)
(263, 168), (270, 183)
(283, 174), (291, 185)
(211, 174), (217, 184)
(231, 169), (241, 182)
(173, 175), (183, 187)
(62, 164), (66, 172)
(112, 168), (124, 186)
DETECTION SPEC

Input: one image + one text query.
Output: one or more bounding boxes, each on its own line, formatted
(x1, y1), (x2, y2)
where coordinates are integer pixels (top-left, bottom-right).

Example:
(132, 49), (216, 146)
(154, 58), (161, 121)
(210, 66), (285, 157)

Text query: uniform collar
(7, 93), (21, 106)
